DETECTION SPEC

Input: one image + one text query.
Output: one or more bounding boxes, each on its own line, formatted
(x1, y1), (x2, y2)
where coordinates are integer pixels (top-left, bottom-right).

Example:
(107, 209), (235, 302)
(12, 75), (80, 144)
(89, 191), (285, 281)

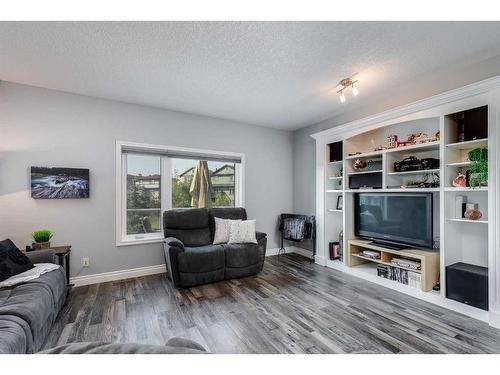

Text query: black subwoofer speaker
(446, 262), (488, 311)
(328, 141), (343, 163)
(464, 106), (488, 141)
(348, 172), (382, 189)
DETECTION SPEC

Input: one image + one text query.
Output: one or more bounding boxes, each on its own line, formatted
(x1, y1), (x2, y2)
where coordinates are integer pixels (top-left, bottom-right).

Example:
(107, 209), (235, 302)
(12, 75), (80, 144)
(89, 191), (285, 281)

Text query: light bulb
(352, 85), (359, 96)
(339, 92), (346, 103)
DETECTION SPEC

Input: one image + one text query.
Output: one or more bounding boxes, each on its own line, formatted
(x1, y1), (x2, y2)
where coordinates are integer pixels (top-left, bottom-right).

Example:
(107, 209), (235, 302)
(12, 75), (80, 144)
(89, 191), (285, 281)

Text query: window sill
(116, 237), (164, 247)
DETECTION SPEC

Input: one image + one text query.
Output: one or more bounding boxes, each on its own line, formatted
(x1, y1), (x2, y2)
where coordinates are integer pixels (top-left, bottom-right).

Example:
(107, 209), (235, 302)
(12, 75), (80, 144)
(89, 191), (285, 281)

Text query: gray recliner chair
(163, 208), (267, 288)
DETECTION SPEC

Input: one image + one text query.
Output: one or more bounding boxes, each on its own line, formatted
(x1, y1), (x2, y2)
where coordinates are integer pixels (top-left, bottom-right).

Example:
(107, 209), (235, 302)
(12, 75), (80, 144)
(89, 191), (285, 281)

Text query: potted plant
(468, 147), (488, 188)
(32, 229), (53, 250)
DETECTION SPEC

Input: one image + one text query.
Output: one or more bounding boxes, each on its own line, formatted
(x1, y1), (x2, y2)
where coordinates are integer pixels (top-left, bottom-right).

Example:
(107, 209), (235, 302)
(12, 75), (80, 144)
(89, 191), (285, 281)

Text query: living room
(2, 1), (500, 372)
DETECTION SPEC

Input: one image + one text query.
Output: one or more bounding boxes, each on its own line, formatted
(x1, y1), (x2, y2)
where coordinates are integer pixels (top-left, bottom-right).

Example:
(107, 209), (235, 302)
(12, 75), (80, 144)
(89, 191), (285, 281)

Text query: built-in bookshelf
(314, 94), (496, 325)
(443, 106), (489, 314)
(325, 141), (345, 264)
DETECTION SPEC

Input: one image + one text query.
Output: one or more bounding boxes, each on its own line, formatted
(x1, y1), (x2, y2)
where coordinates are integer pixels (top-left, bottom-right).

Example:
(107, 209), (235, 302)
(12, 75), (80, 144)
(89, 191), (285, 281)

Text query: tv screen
(354, 193), (433, 249)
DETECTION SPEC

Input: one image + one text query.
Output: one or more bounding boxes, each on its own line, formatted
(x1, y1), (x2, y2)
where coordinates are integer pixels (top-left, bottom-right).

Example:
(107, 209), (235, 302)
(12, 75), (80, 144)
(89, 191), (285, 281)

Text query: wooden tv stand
(347, 239), (439, 292)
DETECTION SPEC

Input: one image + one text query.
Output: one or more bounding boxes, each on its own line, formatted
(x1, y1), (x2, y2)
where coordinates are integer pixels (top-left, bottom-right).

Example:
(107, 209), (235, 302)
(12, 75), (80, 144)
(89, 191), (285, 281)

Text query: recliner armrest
(163, 237), (184, 288)
(164, 237), (185, 250)
(255, 231), (267, 242)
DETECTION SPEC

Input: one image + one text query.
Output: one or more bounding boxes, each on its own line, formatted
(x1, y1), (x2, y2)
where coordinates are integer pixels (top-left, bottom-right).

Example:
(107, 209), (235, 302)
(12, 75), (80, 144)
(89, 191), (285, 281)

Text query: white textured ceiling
(1, 22), (500, 130)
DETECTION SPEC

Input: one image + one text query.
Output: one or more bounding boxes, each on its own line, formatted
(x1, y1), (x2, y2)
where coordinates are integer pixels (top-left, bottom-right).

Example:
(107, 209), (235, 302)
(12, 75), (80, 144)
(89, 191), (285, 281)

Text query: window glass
(171, 158), (235, 208)
(126, 154), (161, 235)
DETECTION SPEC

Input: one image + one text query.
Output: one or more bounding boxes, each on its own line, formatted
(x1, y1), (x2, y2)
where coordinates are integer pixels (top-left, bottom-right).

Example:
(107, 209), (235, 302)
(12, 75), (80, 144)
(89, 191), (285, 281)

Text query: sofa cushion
(228, 220), (257, 244)
(225, 262), (264, 280)
(177, 245), (225, 273)
(164, 208), (209, 229)
(223, 243), (264, 268)
(0, 267), (66, 353)
(208, 208), (247, 243)
(0, 239), (34, 282)
(163, 209), (211, 247)
(178, 268), (225, 289)
(213, 217), (241, 244)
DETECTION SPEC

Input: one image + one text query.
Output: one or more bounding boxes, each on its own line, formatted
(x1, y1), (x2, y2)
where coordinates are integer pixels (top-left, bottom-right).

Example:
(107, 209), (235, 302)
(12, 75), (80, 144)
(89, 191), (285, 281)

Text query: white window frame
(116, 141), (245, 247)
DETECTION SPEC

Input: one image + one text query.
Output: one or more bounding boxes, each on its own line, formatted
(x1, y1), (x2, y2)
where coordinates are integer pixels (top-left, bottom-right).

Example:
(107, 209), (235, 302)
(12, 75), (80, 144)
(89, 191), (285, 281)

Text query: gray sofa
(0, 249), (66, 354)
(163, 207), (267, 288)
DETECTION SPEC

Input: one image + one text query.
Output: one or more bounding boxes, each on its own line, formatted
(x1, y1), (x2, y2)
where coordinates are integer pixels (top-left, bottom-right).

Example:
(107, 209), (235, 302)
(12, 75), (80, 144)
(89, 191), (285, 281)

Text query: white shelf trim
(446, 161), (472, 167)
(385, 141), (441, 154)
(327, 160), (343, 165)
(446, 218), (488, 224)
(444, 187), (488, 192)
(446, 138), (488, 150)
(387, 169), (440, 176)
(345, 151), (383, 160)
(347, 170), (382, 175)
(345, 187), (440, 193)
(345, 141), (440, 161)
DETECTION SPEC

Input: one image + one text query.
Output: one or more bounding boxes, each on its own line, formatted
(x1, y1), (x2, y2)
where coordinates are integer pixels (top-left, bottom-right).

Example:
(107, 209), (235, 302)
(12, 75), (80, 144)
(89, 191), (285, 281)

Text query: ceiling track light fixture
(337, 78), (359, 103)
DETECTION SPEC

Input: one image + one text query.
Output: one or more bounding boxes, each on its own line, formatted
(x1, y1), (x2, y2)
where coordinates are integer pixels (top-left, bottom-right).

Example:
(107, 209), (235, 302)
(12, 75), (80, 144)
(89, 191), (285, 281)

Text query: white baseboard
(489, 309), (500, 329)
(70, 264), (166, 287)
(314, 254), (326, 266)
(71, 247), (312, 287)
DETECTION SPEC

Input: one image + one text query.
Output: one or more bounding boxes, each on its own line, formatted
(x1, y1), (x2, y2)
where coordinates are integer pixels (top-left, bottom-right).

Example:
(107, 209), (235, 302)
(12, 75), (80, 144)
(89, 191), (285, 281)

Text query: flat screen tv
(354, 193), (433, 249)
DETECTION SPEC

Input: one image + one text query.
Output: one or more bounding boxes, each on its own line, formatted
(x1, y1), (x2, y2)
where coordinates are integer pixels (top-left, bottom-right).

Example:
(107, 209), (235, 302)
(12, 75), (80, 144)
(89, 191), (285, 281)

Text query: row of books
(377, 264), (421, 288)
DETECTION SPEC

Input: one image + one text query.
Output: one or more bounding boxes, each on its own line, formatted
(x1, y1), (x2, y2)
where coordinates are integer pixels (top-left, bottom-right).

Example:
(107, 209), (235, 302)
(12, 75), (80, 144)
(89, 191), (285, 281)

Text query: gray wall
(0, 82), (293, 278)
(292, 54), (500, 233)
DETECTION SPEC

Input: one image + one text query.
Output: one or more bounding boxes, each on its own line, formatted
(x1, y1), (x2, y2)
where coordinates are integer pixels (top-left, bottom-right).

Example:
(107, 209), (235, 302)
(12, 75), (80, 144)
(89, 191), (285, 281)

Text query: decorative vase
(452, 173), (467, 188)
(465, 209), (482, 221)
(33, 241), (51, 250)
(353, 159), (367, 170)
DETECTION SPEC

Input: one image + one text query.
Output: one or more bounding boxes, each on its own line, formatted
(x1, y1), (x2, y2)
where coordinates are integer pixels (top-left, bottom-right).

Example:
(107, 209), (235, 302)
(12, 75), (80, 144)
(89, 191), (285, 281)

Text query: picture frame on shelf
(336, 195), (343, 210)
(329, 241), (340, 260)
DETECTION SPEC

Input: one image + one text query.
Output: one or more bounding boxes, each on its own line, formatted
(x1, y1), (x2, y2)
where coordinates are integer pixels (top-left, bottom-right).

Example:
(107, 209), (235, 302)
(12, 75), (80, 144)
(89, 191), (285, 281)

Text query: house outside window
(126, 154), (162, 236)
(174, 160), (235, 208)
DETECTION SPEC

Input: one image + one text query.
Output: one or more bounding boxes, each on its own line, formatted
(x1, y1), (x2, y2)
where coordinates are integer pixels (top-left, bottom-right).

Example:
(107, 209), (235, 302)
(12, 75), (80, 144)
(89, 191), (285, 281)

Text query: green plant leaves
(32, 229), (53, 243)
(468, 148), (488, 188)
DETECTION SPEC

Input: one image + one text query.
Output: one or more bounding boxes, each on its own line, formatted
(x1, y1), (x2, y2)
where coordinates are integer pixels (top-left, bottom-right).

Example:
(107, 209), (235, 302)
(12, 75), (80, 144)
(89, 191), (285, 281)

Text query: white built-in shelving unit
(312, 77), (500, 328)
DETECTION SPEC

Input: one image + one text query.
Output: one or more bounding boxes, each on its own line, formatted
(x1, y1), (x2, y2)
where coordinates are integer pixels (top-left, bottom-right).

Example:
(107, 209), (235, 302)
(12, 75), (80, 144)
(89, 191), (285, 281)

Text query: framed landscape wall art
(31, 166), (90, 199)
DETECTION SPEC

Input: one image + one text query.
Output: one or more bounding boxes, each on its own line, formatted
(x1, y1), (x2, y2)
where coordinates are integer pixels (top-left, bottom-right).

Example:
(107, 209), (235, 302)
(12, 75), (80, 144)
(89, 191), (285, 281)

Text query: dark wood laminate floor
(44, 254), (500, 353)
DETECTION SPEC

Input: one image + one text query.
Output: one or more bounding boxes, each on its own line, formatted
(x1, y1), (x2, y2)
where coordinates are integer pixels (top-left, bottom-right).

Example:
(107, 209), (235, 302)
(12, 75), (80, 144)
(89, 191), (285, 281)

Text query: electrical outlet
(82, 257), (90, 267)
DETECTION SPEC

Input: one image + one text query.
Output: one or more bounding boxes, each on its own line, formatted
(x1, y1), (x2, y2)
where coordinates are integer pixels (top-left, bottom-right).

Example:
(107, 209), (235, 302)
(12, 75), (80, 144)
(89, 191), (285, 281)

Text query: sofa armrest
(255, 231), (267, 242)
(255, 232), (267, 258)
(26, 249), (56, 264)
(163, 237), (185, 288)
